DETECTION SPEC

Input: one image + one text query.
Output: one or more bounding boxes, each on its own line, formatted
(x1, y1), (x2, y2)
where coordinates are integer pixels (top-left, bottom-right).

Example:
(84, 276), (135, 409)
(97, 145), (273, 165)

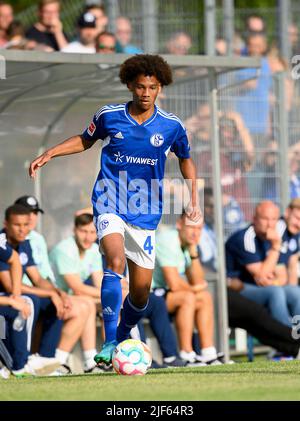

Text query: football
(112, 339), (152, 375)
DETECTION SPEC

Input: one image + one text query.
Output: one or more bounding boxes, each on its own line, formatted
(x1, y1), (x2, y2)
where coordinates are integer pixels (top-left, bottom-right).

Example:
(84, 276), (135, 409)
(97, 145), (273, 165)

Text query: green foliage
(235, 0), (277, 8)
(7, 0), (38, 14)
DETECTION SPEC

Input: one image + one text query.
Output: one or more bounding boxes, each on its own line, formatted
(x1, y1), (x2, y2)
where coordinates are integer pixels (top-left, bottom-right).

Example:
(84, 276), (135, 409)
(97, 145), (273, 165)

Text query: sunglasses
(97, 44), (115, 51)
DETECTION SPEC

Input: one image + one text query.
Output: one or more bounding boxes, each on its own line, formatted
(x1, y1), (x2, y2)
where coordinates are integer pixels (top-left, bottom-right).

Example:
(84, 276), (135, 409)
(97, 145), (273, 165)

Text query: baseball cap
(77, 12), (97, 28)
(14, 195), (44, 214)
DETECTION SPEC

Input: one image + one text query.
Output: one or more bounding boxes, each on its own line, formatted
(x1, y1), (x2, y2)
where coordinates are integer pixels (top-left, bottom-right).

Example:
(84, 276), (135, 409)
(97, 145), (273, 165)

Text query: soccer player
(0, 225), (61, 376)
(29, 54), (202, 365)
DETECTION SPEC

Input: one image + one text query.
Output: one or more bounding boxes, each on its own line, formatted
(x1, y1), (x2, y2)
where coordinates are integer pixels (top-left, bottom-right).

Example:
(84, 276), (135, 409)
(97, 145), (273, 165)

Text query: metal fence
(15, 1), (300, 57)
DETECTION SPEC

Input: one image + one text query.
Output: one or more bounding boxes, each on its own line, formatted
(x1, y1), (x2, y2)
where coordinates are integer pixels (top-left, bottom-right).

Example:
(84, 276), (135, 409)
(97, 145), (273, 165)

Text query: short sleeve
(170, 124), (190, 159)
(156, 233), (180, 267)
(0, 234), (13, 264)
(225, 233), (262, 277)
(90, 244), (103, 273)
(24, 241), (36, 268)
(82, 108), (108, 142)
(225, 240), (240, 277)
(52, 251), (79, 276)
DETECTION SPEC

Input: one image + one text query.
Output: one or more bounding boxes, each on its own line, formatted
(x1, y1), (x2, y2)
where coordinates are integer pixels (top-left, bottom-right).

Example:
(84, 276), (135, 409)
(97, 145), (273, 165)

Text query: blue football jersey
(0, 232), (13, 263)
(82, 102), (190, 229)
(0, 231), (35, 274)
(276, 218), (300, 264)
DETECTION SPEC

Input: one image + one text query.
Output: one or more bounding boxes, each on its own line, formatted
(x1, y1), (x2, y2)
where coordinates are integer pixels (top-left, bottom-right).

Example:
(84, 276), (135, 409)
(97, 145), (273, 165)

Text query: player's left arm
(178, 157), (203, 223)
(7, 250), (22, 297)
(29, 135), (97, 178)
(25, 266), (57, 291)
(287, 253), (299, 285)
(185, 245), (208, 291)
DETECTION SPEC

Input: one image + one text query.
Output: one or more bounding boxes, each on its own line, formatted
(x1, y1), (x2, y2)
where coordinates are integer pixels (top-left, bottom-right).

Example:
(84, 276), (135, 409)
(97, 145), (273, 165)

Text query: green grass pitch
(1, 361), (300, 401)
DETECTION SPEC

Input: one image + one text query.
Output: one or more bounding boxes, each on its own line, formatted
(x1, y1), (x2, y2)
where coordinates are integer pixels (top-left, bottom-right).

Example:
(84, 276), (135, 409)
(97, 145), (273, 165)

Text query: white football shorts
(94, 213), (155, 269)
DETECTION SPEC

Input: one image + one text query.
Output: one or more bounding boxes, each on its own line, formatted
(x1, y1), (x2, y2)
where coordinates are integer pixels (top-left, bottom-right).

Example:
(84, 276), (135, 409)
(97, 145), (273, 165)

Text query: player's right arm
(63, 273), (100, 299)
(7, 249), (23, 297)
(29, 135), (97, 178)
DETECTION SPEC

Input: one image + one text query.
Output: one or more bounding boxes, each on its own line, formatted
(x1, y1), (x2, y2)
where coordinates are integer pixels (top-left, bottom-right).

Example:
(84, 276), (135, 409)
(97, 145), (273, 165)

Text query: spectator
(290, 154), (300, 199)
(165, 32), (192, 55)
(245, 14), (266, 35)
(14, 196), (56, 286)
(228, 288), (300, 359)
(232, 31), (245, 56)
(234, 33), (273, 150)
(26, 0), (68, 51)
(199, 188), (244, 272)
(49, 213), (101, 298)
(268, 43), (294, 112)
(4, 20), (28, 50)
(0, 1), (13, 48)
(115, 16), (142, 54)
(248, 140), (279, 203)
(95, 31), (116, 54)
(197, 197), (300, 360)
(152, 212), (222, 365)
(279, 198), (300, 285)
(225, 200), (300, 327)
(288, 22), (299, 58)
(0, 205), (92, 374)
(85, 2), (108, 34)
(215, 37), (227, 56)
(62, 12), (98, 54)
(185, 103), (211, 152)
(187, 106), (254, 219)
(0, 223), (61, 376)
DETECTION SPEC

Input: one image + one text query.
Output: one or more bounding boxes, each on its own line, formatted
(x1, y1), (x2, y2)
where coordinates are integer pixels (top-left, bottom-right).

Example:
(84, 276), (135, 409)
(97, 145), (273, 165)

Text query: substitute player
(29, 54), (202, 365)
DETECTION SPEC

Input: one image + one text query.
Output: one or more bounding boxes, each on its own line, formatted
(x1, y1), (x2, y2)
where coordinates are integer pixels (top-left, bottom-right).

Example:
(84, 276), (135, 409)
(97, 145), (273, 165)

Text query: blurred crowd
(3, 192), (300, 378)
(0, 0), (143, 54)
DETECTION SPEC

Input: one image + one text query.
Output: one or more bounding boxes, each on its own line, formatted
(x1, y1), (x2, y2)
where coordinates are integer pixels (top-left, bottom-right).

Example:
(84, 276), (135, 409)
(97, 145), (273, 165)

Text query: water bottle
(12, 312), (26, 332)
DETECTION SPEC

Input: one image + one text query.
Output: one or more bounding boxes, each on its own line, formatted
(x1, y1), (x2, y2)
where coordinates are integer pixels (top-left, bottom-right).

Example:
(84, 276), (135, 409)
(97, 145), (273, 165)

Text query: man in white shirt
(62, 12), (98, 54)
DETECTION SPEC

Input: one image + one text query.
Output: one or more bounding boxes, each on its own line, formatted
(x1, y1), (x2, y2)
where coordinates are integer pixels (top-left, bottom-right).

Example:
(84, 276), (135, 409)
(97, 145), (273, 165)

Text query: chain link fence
(14, 1), (300, 57)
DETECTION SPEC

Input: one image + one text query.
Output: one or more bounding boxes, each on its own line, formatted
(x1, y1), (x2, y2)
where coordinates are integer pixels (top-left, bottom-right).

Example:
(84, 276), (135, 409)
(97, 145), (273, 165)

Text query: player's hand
(49, 17), (63, 34)
(191, 281), (208, 292)
(254, 273), (275, 287)
(9, 296), (31, 319)
(50, 292), (64, 319)
(29, 152), (51, 178)
(185, 203), (203, 224)
(62, 294), (73, 317)
(265, 228), (281, 248)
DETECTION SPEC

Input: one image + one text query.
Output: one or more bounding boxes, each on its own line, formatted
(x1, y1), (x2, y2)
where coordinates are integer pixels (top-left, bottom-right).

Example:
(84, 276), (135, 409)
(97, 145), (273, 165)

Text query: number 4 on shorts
(143, 236), (153, 254)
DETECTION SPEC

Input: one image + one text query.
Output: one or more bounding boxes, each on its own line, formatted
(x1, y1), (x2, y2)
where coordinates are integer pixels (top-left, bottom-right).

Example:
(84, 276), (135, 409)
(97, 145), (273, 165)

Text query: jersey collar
(124, 101), (158, 127)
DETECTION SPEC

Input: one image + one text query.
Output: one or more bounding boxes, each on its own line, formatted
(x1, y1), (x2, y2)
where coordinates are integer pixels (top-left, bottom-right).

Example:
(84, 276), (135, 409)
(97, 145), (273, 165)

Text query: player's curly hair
(119, 54), (173, 87)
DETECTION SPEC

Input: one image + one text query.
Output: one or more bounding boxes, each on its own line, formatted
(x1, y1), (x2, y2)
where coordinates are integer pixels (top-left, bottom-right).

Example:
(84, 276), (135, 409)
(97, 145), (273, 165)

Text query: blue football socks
(117, 294), (149, 343)
(101, 269), (123, 343)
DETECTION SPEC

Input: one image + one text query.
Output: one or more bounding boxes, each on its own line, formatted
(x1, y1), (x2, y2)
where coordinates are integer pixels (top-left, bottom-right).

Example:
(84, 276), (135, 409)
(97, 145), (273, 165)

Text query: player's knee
(183, 291), (196, 307)
(268, 286), (285, 300)
(105, 256), (126, 274)
(83, 297), (96, 315)
(200, 290), (213, 306)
